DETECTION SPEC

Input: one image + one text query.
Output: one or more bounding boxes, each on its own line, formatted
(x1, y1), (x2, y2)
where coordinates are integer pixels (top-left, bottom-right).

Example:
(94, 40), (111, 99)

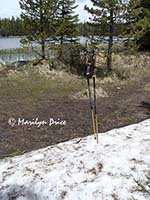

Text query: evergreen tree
(15, 17), (25, 36)
(126, 0), (150, 50)
(78, 22), (92, 37)
(54, 0), (79, 45)
(19, 0), (58, 59)
(0, 17), (27, 36)
(85, 0), (127, 71)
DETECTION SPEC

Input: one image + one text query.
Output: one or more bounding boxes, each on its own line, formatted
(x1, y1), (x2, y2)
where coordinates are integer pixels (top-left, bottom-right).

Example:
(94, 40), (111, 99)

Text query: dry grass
(0, 52), (149, 101)
(96, 52), (150, 86)
(0, 62), (86, 100)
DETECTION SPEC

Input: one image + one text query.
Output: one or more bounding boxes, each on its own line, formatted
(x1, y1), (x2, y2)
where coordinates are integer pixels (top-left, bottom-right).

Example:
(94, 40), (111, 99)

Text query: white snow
(0, 120), (150, 200)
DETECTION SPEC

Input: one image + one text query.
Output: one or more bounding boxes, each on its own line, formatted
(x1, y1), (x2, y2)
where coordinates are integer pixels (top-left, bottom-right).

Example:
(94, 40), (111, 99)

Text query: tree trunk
(40, 0), (45, 60)
(60, 35), (63, 46)
(107, 9), (114, 72)
(41, 41), (45, 60)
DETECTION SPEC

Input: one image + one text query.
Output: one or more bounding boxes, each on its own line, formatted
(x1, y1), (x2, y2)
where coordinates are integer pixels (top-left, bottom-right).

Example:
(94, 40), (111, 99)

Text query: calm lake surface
(0, 53), (39, 64)
(0, 36), (89, 64)
(0, 36), (88, 50)
(0, 37), (38, 64)
(0, 37), (22, 50)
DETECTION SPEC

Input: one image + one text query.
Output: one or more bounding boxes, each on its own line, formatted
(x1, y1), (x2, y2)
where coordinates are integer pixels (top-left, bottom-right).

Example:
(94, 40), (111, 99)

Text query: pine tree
(54, 0), (79, 45)
(126, 0), (150, 50)
(19, 0), (58, 59)
(85, 0), (126, 71)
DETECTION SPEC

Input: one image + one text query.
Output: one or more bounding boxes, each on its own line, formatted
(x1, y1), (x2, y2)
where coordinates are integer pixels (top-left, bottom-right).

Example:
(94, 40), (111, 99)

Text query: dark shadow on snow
(0, 184), (38, 200)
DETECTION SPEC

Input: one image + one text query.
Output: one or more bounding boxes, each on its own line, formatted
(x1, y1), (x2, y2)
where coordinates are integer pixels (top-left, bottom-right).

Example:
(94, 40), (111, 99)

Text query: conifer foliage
(85, 0), (127, 71)
(19, 0), (78, 59)
(54, 0), (79, 45)
(126, 0), (150, 50)
(20, 0), (59, 59)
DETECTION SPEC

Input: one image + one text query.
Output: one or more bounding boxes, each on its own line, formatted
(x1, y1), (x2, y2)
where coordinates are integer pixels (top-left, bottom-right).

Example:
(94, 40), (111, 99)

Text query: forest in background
(0, 17), (125, 37)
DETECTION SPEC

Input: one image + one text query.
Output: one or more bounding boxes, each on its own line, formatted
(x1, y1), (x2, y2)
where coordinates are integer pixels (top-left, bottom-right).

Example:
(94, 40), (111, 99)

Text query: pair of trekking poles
(86, 67), (99, 143)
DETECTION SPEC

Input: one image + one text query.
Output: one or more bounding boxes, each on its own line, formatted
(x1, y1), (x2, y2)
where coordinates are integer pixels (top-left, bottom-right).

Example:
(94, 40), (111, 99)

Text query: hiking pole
(84, 41), (98, 142)
(87, 77), (97, 140)
(92, 73), (99, 143)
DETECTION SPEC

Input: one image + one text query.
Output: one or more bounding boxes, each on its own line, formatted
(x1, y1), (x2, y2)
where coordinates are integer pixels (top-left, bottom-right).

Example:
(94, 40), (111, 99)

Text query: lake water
(0, 37), (37, 64)
(0, 37), (22, 50)
(0, 36), (89, 50)
(0, 36), (90, 64)
(0, 36), (125, 64)
(0, 36), (126, 50)
(0, 53), (39, 64)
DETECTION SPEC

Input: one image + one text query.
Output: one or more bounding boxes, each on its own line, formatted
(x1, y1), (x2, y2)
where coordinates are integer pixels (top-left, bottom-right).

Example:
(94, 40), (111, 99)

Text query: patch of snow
(0, 120), (150, 200)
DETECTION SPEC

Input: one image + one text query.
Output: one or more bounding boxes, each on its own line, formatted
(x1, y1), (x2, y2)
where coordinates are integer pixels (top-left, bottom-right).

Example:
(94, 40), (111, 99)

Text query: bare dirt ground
(0, 75), (150, 159)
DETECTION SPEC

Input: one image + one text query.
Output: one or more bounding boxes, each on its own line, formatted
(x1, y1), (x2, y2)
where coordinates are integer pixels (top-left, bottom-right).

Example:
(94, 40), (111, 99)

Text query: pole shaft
(87, 78), (96, 139)
(93, 75), (99, 143)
